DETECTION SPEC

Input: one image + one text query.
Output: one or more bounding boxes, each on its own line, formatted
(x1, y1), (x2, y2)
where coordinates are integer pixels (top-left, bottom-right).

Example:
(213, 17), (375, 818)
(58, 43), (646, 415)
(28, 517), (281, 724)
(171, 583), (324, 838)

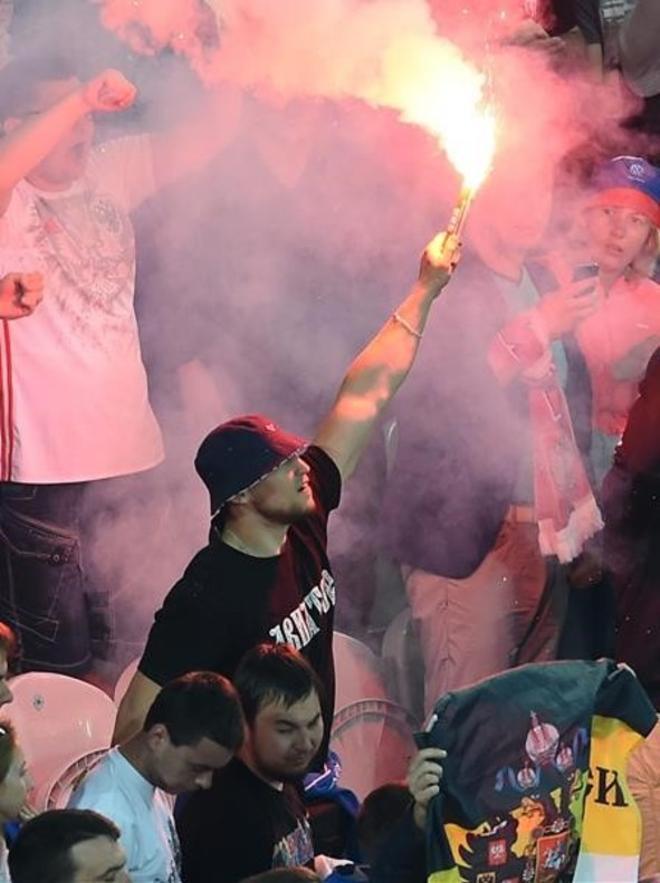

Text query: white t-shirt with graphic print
(0, 135), (163, 482)
(69, 747), (181, 883)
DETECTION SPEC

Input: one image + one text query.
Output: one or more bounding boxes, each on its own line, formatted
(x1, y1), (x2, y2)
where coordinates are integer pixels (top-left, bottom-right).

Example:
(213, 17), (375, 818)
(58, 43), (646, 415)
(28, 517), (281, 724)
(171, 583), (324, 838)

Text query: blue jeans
(0, 482), (110, 674)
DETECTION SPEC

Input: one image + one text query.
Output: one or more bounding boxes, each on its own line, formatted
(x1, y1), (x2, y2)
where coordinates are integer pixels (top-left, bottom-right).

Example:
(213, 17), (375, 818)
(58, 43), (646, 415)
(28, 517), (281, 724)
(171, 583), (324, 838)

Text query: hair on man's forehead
(258, 688), (320, 720)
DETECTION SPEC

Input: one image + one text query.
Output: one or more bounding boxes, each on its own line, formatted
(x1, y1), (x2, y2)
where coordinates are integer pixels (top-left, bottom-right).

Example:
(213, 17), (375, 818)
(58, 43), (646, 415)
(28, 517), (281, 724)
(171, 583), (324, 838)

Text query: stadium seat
(4, 672), (115, 810)
(330, 698), (417, 802)
(333, 631), (389, 709)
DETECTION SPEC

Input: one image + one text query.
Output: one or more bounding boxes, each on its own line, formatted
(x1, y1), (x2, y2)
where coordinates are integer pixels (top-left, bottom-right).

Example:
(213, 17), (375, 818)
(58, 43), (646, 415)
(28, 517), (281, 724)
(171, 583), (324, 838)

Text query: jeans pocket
(0, 505), (81, 645)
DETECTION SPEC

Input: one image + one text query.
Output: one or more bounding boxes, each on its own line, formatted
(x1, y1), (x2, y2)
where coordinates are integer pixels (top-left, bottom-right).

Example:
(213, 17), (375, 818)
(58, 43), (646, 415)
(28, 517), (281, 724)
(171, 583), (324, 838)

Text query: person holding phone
(537, 157), (660, 662)
(571, 157), (660, 488)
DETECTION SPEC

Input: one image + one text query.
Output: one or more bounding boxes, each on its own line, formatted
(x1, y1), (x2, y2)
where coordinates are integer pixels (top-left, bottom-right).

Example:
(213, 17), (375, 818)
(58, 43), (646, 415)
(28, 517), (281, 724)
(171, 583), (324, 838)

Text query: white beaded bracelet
(392, 311), (423, 339)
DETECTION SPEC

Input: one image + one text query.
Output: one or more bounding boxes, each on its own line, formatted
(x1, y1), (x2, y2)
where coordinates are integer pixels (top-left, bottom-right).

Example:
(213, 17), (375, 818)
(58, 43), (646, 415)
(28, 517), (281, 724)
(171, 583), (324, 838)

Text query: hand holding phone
(538, 270), (600, 338)
(572, 263), (599, 283)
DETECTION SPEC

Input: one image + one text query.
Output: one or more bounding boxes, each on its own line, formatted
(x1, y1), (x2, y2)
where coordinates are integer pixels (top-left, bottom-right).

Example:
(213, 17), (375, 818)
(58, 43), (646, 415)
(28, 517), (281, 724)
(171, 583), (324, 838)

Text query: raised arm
(0, 69), (136, 215)
(112, 669), (161, 745)
(313, 233), (459, 481)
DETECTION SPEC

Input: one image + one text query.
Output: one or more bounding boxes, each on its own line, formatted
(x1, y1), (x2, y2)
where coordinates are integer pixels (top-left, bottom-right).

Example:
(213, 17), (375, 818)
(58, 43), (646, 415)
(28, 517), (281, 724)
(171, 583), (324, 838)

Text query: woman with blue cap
(572, 155), (660, 487)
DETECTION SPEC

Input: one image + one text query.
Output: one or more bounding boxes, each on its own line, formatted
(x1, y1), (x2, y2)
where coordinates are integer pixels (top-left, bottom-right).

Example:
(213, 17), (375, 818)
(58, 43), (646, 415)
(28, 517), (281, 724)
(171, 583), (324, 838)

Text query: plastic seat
(330, 698), (417, 801)
(44, 748), (108, 810)
(113, 657), (139, 707)
(381, 607), (425, 723)
(332, 632), (389, 709)
(3, 673), (116, 810)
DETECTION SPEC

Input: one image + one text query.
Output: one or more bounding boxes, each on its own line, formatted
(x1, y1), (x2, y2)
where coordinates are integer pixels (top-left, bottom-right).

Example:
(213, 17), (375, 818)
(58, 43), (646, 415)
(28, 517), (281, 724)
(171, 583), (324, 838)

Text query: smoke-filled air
(1, 4), (660, 865)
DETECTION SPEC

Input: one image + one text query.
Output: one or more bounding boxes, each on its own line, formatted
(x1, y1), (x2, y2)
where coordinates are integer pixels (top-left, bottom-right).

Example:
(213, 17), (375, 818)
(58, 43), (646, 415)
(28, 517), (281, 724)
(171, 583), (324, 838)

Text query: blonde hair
(579, 205), (660, 280)
(630, 226), (660, 278)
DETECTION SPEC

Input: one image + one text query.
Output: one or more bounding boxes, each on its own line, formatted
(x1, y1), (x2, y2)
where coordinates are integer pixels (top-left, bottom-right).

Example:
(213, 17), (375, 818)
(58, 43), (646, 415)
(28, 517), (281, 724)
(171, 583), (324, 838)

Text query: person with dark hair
(356, 783), (411, 866)
(230, 642), (324, 730)
(0, 50), (244, 680)
(177, 644), (326, 883)
(69, 671), (244, 883)
(113, 231), (460, 744)
(0, 720), (31, 881)
(367, 747), (444, 883)
(8, 808), (128, 883)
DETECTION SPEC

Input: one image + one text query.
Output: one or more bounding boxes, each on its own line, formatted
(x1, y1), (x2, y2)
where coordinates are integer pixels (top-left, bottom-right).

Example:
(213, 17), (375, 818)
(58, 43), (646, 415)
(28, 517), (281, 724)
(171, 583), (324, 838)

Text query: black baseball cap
(195, 414), (307, 518)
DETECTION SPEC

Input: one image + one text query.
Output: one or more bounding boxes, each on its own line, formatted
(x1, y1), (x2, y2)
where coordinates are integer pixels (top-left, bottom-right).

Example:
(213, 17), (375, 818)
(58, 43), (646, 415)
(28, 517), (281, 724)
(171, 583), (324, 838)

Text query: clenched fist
(81, 69), (137, 113)
(0, 273), (44, 320)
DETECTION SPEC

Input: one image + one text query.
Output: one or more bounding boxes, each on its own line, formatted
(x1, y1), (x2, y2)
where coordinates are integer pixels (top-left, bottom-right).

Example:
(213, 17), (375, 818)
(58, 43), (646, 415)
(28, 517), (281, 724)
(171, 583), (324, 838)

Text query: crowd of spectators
(0, 0), (657, 881)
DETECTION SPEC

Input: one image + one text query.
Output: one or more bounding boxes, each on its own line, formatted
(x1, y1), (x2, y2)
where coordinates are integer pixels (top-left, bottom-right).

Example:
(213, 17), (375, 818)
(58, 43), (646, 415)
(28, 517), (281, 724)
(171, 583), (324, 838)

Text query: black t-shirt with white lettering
(139, 445), (341, 738)
(177, 758), (314, 883)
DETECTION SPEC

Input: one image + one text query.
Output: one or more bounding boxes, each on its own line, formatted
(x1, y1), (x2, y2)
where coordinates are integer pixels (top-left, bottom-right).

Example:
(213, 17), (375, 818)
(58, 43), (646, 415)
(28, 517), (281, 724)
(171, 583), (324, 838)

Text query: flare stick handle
(446, 185), (473, 239)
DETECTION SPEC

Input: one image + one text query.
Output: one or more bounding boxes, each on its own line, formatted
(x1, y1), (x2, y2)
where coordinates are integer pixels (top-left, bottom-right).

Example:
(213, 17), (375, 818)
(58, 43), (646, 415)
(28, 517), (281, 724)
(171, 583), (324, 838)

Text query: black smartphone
(572, 263), (599, 282)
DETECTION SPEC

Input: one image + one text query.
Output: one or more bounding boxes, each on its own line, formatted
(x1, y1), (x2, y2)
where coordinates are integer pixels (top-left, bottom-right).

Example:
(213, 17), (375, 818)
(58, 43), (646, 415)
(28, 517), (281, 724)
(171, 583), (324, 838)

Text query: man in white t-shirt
(69, 671), (244, 883)
(0, 52), (237, 677)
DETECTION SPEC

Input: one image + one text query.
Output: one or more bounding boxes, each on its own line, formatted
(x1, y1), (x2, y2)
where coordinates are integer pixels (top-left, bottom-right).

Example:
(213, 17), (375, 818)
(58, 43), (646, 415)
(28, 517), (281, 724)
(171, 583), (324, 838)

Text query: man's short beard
(261, 497), (317, 526)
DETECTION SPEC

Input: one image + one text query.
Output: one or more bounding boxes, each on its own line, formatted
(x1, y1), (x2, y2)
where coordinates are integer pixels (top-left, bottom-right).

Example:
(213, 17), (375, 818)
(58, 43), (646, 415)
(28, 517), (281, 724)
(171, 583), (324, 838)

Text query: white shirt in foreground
(68, 747), (181, 883)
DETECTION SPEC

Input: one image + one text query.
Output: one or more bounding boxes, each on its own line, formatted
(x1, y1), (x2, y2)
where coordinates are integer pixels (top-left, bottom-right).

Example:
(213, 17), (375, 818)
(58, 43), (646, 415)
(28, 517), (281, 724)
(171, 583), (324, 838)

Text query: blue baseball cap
(591, 156), (660, 226)
(195, 415), (307, 518)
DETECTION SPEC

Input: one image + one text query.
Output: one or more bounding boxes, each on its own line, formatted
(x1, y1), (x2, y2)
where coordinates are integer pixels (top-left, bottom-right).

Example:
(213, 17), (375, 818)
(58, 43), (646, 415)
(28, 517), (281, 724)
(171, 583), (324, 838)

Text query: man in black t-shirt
(113, 231), (460, 744)
(177, 644), (324, 883)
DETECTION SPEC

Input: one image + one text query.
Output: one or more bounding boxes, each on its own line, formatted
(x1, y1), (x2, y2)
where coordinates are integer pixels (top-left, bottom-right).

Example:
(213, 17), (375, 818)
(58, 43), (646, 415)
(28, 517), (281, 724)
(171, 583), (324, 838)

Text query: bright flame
(436, 105), (497, 192)
(366, 34), (497, 192)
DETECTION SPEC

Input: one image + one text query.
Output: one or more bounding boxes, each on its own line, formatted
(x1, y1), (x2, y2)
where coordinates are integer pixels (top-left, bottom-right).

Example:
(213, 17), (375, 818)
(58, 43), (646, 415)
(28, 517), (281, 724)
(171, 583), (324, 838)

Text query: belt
(505, 504), (536, 524)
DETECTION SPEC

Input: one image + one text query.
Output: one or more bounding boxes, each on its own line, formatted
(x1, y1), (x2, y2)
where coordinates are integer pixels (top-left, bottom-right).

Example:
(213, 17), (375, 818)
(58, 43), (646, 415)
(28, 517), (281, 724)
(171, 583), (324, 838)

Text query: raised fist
(82, 69), (137, 113)
(0, 273), (44, 320)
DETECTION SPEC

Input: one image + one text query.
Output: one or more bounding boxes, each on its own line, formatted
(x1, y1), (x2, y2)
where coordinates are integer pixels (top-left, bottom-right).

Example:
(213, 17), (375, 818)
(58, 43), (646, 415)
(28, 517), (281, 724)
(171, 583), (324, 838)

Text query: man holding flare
(114, 228), (461, 745)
